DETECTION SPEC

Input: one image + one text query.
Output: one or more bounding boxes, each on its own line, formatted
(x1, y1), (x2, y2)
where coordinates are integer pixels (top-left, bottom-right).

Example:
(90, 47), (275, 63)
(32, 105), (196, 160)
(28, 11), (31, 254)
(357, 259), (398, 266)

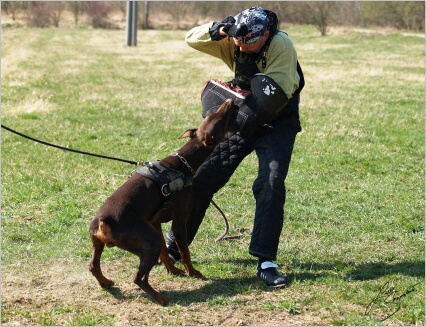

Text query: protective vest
(233, 31), (305, 95)
(234, 50), (262, 91)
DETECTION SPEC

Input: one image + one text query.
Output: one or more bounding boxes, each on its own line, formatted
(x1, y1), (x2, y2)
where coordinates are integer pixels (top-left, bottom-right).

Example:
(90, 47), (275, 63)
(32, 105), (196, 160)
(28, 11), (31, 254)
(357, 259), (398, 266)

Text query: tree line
(2, 1), (424, 35)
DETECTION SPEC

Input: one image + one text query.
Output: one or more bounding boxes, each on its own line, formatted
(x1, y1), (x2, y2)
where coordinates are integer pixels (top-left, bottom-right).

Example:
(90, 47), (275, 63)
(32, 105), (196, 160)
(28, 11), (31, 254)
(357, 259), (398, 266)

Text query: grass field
(1, 24), (424, 326)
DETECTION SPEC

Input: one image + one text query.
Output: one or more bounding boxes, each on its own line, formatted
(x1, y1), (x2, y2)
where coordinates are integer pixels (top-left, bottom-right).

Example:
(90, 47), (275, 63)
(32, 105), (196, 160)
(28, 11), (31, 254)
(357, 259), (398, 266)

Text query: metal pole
(132, 1), (138, 45)
(126, 1), (138, 46)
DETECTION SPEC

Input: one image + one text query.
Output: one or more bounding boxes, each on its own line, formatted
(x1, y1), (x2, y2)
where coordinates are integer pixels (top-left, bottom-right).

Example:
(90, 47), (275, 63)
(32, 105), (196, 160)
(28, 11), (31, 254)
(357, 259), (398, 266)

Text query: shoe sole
(268, 282), (288, 288)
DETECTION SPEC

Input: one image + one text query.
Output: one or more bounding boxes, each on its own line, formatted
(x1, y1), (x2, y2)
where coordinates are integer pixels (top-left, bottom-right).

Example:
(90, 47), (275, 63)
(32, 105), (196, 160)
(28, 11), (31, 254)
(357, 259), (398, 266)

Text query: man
(167, 7), (304, 287)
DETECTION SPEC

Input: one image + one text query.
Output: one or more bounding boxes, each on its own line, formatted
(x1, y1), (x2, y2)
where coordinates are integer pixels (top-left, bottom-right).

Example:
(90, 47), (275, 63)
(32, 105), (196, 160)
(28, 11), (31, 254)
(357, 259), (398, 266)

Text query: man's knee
(252, 165), (286, 200)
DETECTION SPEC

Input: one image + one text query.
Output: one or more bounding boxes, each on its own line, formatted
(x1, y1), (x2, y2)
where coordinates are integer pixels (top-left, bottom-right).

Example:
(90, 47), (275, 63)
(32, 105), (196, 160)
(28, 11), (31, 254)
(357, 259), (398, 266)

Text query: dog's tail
(95, 220), (115, 247)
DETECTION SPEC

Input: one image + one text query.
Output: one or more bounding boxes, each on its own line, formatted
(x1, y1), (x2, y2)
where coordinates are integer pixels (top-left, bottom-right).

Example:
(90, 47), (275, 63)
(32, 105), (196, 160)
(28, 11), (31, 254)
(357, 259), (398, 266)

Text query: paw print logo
(263, 84), (276, 96)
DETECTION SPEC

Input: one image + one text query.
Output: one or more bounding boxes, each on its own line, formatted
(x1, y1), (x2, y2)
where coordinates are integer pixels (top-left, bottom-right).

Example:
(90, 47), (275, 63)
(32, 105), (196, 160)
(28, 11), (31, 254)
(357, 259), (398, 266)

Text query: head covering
(233, 7), (270, 44)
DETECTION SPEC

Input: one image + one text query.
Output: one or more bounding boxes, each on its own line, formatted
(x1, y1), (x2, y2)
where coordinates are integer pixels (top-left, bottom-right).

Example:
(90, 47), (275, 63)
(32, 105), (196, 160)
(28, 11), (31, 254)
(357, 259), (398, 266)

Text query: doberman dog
(88, 99), (235, 305)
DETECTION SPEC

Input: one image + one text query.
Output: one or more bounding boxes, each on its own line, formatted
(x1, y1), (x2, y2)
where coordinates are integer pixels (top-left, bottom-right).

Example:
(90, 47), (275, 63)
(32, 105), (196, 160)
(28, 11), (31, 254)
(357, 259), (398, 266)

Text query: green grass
(1, 25), (424, 326)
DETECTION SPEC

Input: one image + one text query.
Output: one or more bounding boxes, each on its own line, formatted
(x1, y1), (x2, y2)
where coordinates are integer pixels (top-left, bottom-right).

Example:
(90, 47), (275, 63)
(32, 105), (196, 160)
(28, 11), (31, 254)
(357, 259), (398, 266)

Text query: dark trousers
(174, 95), (301, 261)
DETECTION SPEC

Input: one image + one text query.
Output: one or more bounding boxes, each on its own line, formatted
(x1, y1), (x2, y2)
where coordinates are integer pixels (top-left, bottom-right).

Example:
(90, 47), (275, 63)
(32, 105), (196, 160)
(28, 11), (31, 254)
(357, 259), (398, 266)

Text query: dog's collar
(172, 152), (195, 175)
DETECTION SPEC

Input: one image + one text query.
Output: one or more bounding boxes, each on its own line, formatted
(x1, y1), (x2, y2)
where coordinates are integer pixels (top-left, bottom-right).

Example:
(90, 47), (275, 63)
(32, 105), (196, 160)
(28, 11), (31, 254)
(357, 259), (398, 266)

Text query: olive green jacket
(185, 22), (301, 99)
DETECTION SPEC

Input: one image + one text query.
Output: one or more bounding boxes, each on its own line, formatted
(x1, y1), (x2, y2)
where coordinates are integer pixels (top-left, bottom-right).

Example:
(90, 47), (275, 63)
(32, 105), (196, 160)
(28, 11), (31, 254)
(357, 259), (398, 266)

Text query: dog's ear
(179, 128), (197, 139)
(203, 133), (215, 147)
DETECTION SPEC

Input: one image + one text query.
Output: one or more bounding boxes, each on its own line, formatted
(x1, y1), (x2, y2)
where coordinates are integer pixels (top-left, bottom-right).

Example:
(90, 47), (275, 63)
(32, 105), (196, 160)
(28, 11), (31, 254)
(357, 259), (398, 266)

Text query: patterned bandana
(233, 7), (270, 44)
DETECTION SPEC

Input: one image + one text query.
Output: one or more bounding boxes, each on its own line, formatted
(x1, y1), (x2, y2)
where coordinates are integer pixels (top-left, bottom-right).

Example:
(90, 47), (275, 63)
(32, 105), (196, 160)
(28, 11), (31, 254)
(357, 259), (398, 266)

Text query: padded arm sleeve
(201, 75), (289, 133)
(250, 74), (288, 115)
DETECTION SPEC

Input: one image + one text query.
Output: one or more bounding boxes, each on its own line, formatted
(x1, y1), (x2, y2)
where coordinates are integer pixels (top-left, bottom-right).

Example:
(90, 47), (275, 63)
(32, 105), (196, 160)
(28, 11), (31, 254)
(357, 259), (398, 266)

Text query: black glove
(221, 23), (233, 35)
(209, 16), (236, 41)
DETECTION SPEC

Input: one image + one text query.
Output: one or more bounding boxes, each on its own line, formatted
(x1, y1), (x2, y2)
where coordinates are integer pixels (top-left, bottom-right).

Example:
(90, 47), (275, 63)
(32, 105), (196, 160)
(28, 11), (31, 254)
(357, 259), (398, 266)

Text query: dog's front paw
(188, 269), (204, 278)
(168, 266), (186, 276)
(156, 295), (171, 306)
(99, 278), (115, 288)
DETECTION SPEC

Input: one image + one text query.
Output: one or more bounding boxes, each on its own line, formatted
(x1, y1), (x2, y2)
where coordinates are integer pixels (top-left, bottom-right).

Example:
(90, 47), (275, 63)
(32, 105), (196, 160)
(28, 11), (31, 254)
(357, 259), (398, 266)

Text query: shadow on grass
(102, 286), (128, 300)
(169, 259), (425, 305)
(100, 258), (276, 305)
(349, 260), (425, 280)
(101, 275), (263, 306)
(290, 259), (425, 282)
(100, 258), (424, 306)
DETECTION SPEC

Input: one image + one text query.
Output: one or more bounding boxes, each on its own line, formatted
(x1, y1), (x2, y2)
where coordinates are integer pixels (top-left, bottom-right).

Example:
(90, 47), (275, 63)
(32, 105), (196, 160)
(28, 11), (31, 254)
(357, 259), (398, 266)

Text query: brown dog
(88, 99), (234, 305)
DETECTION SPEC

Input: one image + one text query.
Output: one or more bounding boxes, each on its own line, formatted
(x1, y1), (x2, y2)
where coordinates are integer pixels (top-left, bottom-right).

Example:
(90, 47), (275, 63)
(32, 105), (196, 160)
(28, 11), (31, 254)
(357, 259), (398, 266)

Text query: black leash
(1, 124), (142, 166)
(2, 124), (247, 241)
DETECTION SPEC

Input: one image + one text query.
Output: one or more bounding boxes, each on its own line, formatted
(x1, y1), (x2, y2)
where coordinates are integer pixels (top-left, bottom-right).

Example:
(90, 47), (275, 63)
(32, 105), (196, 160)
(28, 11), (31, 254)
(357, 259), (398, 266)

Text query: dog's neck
(160, 138), (215, 175)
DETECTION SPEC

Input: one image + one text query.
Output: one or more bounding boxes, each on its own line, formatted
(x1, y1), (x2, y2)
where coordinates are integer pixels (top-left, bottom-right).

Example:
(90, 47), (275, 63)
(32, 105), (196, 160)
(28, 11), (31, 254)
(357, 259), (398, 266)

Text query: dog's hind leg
(88, 235), (115, 288)
(134, 251), (171, 306)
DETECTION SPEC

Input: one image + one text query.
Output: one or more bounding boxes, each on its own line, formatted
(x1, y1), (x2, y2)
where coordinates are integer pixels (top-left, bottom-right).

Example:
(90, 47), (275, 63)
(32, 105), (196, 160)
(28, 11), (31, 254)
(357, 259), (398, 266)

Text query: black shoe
(166, 231), (181, 263)
(167, 243), (182, 263)
(256, 261), (288, 288)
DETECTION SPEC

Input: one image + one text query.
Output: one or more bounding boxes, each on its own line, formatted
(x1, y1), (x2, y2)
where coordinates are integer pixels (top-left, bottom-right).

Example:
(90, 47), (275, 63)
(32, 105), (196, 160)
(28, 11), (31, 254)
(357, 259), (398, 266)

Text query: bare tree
(354, 1), (364, 27)
(142, 1), (150, 29)
(28, 1), (51, 28)
(3, 1), (424, 32)
(112, 1), (127, 18)
(399, 2), (424, 30)
(48, 2), (65, 28)
(68, 2), (84, 27)
(157, 1), (190, 29)
(304, 1), (336, 36)
(197, 1), (214, 20)
(86, 1), (113, 29)
(2, 1), (25, 21)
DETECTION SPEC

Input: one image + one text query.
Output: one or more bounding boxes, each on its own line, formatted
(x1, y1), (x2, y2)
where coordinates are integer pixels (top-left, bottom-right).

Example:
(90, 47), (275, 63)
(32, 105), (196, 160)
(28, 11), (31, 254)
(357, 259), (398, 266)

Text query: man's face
(233, 30), (270, 54)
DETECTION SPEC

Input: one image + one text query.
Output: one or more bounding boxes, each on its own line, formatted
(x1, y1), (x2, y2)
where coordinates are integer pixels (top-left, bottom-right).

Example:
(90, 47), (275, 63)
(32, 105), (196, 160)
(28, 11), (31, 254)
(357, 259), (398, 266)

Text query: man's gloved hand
(221, 23), (233, 35)
(209, 16), (235, 41)
(219, 15), (236, 36)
